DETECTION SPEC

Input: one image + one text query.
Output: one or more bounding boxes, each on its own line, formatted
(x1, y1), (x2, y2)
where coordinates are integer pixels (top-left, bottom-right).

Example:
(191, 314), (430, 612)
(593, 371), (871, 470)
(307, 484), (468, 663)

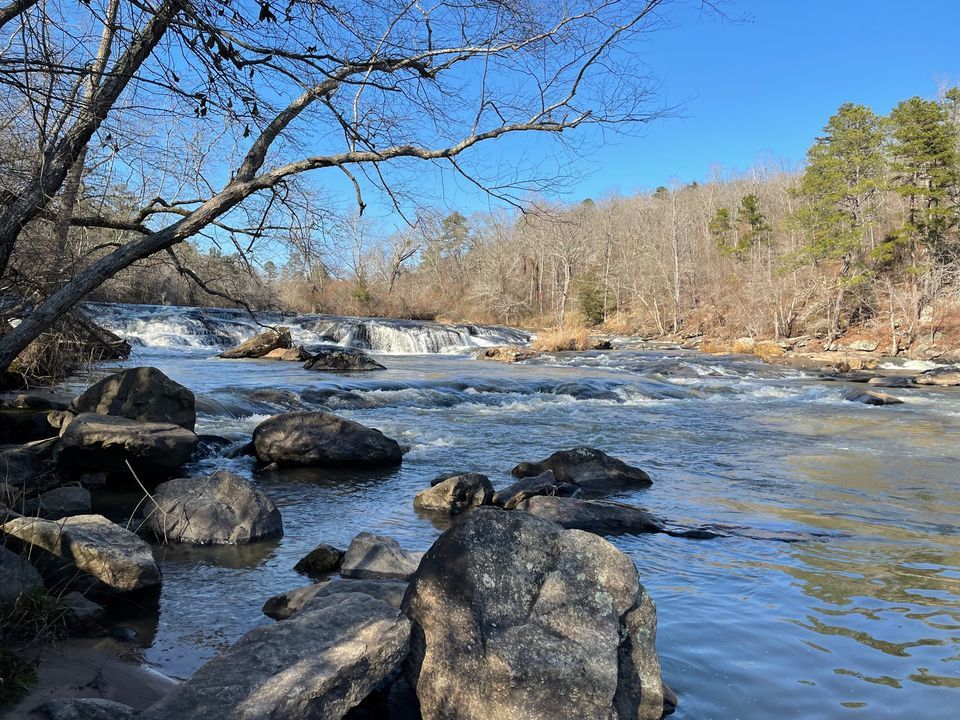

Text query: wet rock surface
(303, 347), (386, 372)
(413, 472), (493, 514)
(252, 411), (402, 468)
(512, 447), (652, 495)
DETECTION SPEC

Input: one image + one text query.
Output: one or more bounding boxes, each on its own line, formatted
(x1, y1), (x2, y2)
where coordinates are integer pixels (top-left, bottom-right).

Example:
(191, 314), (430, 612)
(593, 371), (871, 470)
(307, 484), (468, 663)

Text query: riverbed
(72, 305), (960, 719)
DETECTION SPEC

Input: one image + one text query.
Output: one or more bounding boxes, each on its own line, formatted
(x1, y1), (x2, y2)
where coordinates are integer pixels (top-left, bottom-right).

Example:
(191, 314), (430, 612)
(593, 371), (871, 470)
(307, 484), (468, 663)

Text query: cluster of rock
(138, 507), (672, 720)
(1, 366), (405, 663)
(218, 328), (386, 371)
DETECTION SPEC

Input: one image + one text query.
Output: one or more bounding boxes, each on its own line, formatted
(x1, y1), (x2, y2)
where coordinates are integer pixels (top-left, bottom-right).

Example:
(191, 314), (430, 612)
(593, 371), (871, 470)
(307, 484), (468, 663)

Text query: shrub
(531, 327), (590, 352)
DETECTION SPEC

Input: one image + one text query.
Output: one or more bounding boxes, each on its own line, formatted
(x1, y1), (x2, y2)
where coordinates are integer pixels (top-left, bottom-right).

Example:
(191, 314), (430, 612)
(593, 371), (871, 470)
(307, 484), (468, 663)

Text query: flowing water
(73, 304), (960, 719)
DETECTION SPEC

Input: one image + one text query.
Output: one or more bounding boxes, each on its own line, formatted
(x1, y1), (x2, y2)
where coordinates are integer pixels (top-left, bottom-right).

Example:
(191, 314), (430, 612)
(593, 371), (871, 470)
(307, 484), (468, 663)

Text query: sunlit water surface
(67, 339), (960, 720)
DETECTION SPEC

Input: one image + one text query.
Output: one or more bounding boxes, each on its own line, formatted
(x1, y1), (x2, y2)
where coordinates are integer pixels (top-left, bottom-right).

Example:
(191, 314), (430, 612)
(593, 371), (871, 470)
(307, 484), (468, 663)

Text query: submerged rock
(516, 496), (665, 535)
(57, 413), (198, 477)
(67, 366), (196, 430)
(414, 472), (493, 515)
(492, 469), (582, 509)
(252, 411), (402, 468)
(340, 532), (422, 581)
(294, 543), (344, 577)
(263, 578), (407, 620)
(22, 485), (91, 519)
(303, 347), (386, 372)
(140, 470), (282, 545)
(402, 507), (666, 720)
(512, 446), (652, 494)
(142, 592), (410, 720)
(1, 514), (160, 593)
(0, 544), (44, 604)
(843, 389), (904, 406)
(219, 327), (292, 359)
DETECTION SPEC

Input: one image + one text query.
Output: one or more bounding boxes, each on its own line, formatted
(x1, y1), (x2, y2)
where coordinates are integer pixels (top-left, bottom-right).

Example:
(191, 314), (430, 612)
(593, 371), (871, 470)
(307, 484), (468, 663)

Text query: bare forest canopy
(0, 0), (671, 376)
(97, 89), (960, 358)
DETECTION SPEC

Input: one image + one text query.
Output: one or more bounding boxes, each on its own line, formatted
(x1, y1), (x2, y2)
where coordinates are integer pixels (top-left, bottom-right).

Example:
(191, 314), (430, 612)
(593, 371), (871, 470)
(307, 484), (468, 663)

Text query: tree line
(263, 89), (960, 356)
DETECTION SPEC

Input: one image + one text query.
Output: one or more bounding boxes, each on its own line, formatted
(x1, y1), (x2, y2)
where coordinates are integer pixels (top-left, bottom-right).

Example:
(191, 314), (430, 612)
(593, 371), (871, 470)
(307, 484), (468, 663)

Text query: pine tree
(794, 102), (886, 339)
(885, 96), (960, 315)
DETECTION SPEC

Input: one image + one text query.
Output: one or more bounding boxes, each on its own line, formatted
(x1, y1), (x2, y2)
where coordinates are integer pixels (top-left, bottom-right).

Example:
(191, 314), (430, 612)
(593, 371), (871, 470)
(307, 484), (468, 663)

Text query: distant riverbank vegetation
(82, 89), (960, 358)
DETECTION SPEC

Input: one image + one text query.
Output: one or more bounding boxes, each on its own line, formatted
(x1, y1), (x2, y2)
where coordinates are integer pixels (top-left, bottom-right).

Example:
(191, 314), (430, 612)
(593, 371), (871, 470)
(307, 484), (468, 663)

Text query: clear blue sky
(554, 0), (960, 200)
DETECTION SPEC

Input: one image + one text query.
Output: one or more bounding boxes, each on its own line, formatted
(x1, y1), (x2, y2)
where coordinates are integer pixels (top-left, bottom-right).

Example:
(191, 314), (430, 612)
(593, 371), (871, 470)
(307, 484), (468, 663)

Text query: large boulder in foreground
(252, 411), (402, 468)
(142, 592), (410, 720)
(68, 366), (196, 430)
(140, 470), (282, 545)
(1, 514), (160, 593)
(512, 447), (652, 495)
(57, 413), (198, 476)
(219, 327), (292, 359)
(517, 496), (665, 535)
(340, 532), (422, 581)
(414, 473), (493, 515)
(303, 347), (386, 372)
(402, 507), (666, 720)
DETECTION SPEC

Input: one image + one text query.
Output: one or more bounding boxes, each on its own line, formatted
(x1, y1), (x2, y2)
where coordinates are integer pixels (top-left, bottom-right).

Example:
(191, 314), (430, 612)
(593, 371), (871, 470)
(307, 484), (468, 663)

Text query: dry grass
(753, 341), (786, 361)
(531, 327), (591, 352)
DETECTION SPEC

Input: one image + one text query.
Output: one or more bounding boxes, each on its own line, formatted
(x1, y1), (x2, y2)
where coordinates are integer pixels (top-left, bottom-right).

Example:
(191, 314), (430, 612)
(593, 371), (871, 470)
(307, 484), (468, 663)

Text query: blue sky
(555, 0), (960, 200)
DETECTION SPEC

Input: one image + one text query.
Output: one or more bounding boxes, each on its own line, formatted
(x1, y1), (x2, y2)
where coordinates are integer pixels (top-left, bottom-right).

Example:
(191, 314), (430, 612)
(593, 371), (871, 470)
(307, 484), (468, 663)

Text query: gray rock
(516, 496), (665, 535)
(140, 470), (282, 545)
(414, 473), (492, 514)
(402, 507), (666, 720)
(340, 532), (422, 581)
(23, 486), (91, 519)
(57, 413), (198, 476)
(0, 544), (44, 604)
(61, 590), (107, 627)
(294, 543), (344, 577)
(42, 698), (139, 720)
(142, 592), (410, 720)
(252, 411), (402, 468)
(914, 367), (960, 386)
(262, 346), (310, 361)
(512, 446), (652, 495)
(1, 514), (161, 593)
(0, 443), (59, 505)
(492, 470), (583, 509)
(219, 327), (292, 359)
(843, 389), (904, 406)
(263, 578), (407, 620)
(68, 366), (196, 431)
(303, 348), (386, 372)
(866, 376), (914, 388)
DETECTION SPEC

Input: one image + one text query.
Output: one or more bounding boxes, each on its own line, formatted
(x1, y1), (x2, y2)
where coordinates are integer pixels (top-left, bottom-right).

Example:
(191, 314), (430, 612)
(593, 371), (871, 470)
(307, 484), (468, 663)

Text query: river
(70, 303), (960, 719)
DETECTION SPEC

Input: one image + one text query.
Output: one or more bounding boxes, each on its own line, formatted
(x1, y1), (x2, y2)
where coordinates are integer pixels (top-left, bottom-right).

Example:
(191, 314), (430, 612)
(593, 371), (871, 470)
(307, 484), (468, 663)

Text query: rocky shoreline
(2, 333), (956, 719)
(2, 359), (686, 720)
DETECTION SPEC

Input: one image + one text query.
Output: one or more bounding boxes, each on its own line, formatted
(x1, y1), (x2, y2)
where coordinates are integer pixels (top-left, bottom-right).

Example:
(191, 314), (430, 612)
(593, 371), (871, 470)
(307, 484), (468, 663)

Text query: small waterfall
(86, 302), (530, 355)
